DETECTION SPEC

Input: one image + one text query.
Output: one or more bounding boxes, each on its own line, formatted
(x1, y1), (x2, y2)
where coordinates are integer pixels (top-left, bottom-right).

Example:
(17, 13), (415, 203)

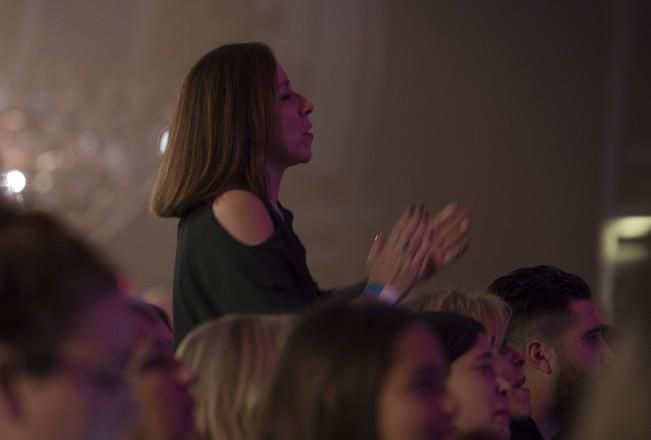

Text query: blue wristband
(363, 282), (401, 304)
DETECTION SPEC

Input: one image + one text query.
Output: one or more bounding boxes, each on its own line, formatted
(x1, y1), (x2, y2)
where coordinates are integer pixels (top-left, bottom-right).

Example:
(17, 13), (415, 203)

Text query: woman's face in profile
(495, 342), (531, 419)
(128, 311), (199, 440)
(378, 323), (456, 440)
(447, 332), (511, 440)
(271, 64), (314, 168)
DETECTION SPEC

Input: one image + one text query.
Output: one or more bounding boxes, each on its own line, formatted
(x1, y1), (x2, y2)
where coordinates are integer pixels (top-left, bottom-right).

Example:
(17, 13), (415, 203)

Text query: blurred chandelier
(0, 68), (167, 241)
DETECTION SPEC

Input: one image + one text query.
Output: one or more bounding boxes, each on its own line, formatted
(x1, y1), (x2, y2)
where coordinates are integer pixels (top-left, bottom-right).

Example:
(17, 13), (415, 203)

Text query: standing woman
(150, 43), (470, 344)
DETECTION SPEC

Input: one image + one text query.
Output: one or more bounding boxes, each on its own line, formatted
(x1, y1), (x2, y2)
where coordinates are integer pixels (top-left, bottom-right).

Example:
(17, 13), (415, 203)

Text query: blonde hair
(402, 289), (512, 348)
(175, 314), (292, 440)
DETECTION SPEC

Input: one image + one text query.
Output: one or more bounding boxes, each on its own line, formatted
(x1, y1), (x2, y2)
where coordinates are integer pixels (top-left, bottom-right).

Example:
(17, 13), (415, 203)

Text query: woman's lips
(514, 375), (526, 388)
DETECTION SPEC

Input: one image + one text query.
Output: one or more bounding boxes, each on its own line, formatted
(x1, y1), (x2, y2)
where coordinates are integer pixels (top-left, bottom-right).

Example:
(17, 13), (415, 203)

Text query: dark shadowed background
(1, 0), (648, 321)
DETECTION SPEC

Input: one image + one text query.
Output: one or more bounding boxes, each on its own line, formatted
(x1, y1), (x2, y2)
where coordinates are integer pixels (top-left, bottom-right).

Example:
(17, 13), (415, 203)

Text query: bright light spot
(2, 170), (27, 193)
(601, 216), (651, 264)
(159, 129), (169, 154)
(611, 216), (651, 239)
(612, 243), (648, 264)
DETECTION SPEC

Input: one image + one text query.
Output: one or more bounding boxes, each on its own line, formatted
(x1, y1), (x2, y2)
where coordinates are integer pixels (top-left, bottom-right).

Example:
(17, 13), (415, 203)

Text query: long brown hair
(150, 43), (278, 217)
(258, 304), (419, 440)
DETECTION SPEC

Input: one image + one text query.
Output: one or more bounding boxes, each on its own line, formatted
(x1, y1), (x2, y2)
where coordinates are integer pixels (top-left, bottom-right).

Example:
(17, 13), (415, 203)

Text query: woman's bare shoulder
(211, 190), (274, 246)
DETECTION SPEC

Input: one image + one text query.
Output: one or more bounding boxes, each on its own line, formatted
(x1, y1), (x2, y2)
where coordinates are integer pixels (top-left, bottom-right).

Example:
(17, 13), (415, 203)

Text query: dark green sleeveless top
(172, 200), (322, 345)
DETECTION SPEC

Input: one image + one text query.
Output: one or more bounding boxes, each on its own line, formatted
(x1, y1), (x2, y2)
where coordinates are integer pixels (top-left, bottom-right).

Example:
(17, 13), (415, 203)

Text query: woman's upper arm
(212, 190), (274, 246)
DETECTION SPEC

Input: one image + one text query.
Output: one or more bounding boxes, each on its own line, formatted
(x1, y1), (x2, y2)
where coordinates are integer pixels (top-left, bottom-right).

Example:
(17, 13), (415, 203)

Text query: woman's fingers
(388, 205), (426, 251)
(367, 206), (428, 296)
(412, 231), (432, 272)
(366, 203), (470, 296)
(385, 207), (414, 248)
(430, 206), (470, 243)
(433, 213), (470, 254)
(402, 212), (429, 256)
(367, 230), (385, 267)
(441, 236), (471, 266)
(428, 204), (471, 270)
(429, 203), (458, 232)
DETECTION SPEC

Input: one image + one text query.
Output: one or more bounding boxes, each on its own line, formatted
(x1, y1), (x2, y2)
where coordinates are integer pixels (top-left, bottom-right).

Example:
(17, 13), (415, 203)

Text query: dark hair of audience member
(416, 311), (486, 362)
(130, 299), (173, 333)
(0, 205), (134, 440)
(0, 210), (120, 374)
(487, 265), (591, 349)
(259, 303), (450, 440)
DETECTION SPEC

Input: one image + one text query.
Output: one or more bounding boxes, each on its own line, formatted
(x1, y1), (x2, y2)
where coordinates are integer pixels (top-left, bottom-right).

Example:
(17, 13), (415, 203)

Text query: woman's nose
(440, 387), (459, 420)
(496, 376), (511, 396)
(301, 94), (314, 115)
(175, 362), (198, 386)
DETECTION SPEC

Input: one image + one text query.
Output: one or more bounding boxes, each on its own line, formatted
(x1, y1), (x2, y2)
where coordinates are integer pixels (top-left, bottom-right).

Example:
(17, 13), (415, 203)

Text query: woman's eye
(410, 378), (435, 393)
(583, 333), (599, 346)
(478, 364), (495, 376)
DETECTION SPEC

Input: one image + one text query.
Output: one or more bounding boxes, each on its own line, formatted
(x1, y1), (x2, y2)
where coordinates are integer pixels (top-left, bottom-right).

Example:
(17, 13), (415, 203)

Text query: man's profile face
(559, 299), (611, 381)
(548, 299), (611, 424)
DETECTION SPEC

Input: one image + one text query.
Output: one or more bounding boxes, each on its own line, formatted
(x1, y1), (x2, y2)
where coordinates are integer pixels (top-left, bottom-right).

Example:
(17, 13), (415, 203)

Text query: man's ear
(0, 346), (22, 421)
(525, 340), (554, 375)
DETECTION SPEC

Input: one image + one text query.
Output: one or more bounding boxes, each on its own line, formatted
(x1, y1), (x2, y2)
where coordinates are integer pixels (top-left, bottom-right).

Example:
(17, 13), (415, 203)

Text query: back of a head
(129, 299), (174, 357)
(150, 42), (278, 218)
(176, 314), (292, 440)
(130, 299), (173, 333)
(487, 265), (591, 349)
(403, 289), (510, 348)
(0, 210), (120, 373)
(259, 304), (416, 440)
(416, 312), (485, 363)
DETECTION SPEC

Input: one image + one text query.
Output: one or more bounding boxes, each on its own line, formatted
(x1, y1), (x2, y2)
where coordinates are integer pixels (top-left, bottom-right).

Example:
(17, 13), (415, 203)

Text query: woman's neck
(265, 162), (285, 203)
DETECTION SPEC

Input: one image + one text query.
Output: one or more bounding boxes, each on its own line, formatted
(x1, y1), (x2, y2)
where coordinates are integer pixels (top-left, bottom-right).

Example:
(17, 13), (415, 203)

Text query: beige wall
(0, 1), (609, 295)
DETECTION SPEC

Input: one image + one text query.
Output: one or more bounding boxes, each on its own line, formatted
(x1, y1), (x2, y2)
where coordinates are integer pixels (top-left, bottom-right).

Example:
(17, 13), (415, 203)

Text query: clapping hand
(366, 203), (471, 300)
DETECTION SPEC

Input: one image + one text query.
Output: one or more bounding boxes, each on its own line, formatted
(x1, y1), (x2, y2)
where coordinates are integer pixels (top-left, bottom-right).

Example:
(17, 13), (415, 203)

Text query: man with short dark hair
(489, 266), (612, 440)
